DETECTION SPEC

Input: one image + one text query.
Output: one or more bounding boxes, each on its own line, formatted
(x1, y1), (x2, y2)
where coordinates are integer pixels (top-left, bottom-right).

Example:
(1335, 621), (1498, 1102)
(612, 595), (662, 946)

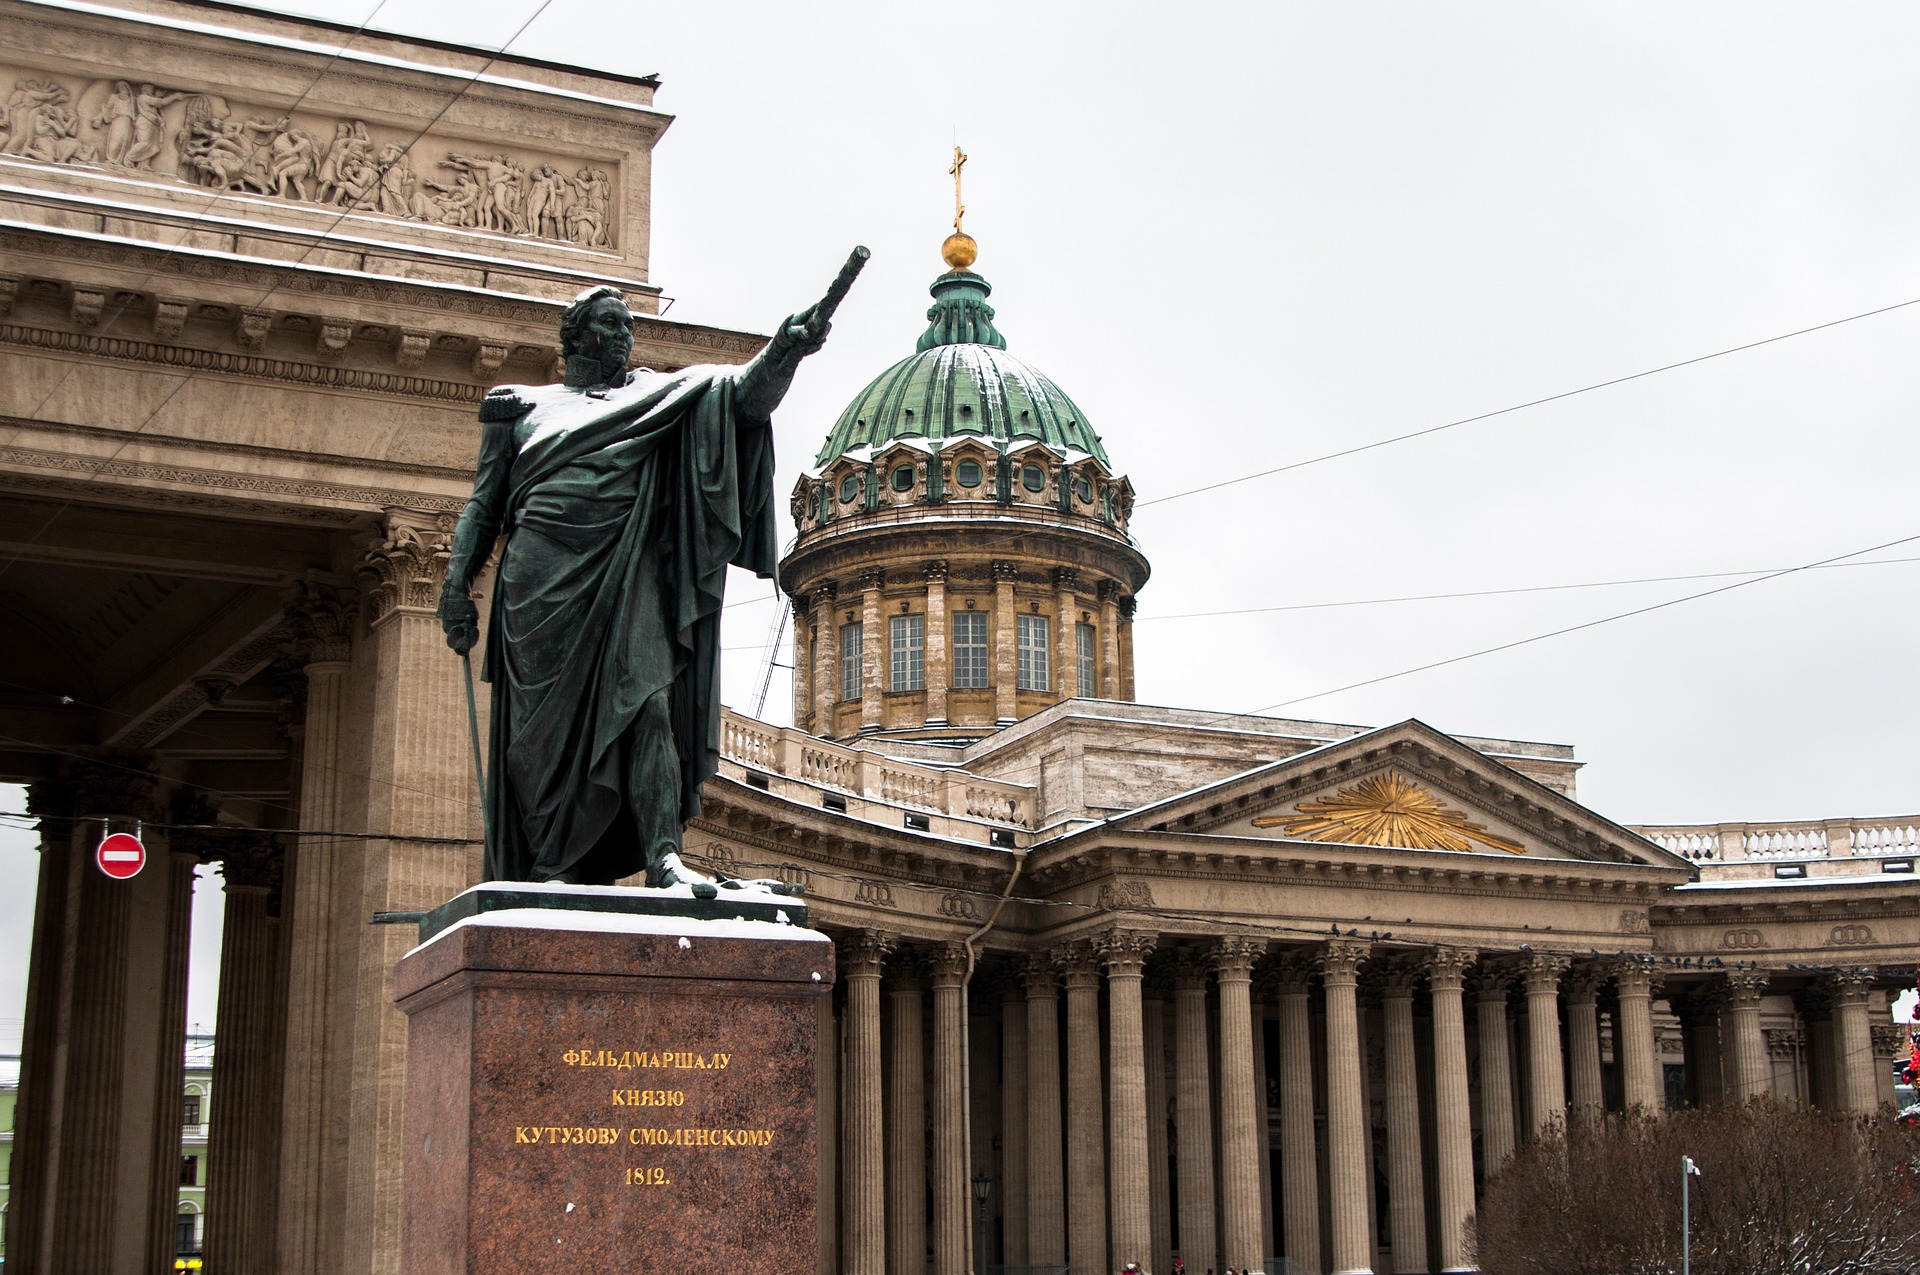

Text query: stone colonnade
(818, 929), (1888, 1275)
(8, 510), (480, 1275)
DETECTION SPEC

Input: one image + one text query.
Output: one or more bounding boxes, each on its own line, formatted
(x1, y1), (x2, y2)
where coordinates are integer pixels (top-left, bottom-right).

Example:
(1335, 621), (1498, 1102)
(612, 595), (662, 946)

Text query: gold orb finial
(941, 231), (978, 270)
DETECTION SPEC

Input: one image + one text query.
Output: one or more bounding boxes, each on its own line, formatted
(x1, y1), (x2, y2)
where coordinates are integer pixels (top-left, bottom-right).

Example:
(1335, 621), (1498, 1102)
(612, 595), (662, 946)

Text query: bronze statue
(438, 251), (866, 891)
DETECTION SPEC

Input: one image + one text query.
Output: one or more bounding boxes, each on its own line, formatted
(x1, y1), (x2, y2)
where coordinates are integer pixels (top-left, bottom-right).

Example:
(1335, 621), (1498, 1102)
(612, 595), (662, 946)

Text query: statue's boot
(647, 849), (718, 899)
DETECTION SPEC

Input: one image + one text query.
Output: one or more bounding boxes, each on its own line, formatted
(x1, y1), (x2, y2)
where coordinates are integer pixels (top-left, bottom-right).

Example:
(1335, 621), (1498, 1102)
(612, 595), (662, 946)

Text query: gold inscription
(513, 1126), (621, 1146)
(628, 1127), (775, 1148)
(625, 1167), (672, 1186)
(610, 1089), (686, 1107)
(562, 1048), (732, 1070)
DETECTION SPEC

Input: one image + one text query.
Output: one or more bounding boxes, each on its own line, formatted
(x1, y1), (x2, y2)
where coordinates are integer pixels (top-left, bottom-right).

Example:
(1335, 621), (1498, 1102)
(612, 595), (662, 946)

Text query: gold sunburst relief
(1250, 771), (1526, 855)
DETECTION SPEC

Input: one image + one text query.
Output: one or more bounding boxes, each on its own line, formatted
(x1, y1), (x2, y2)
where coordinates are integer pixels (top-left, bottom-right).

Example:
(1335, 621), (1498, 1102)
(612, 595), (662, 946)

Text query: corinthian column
(1378, 960), (1427, 1274)
(1144, 976), (1175, 1275)
(1271, 952), (1320, 1273)
(1214, 937), (1267, 1275)
(277, 584), (355, 1275)
(839, 931), (892, 1275)
(1025, 955), (1066, 1264)
(1724, 970), (1771, 1101)
(887, 951), (928, 1275)
(1100, 929), (1157, 1272)
(1061, 942), (1109, 1275)
(1613, 962), (1662, 1112)
(1320, 940), (1374, 1275)
(1518, 953), (1570, 1137)
(1565, 966), (1606, 1120)
(929, 944), (970, 1275)
(1173, 949), (1219, 1275)
(204, 833), (285, 1275)
(1472, 962), (1517, 1173)
(1424, 949), (1476, 1275)
(998, 979), (1030, 1266)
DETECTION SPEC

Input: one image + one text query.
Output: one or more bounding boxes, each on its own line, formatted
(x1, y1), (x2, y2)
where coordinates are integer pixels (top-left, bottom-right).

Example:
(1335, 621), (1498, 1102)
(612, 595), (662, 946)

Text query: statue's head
(559, 285), (633, 382)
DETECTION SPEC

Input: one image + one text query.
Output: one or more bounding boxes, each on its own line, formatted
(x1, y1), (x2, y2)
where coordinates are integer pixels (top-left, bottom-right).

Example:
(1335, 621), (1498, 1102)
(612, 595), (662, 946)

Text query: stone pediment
(1127, 718), (1688, 869)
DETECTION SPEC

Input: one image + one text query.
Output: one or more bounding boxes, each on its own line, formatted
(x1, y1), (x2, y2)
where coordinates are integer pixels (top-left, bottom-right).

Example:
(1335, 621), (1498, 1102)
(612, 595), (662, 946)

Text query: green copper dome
(813, 269), (1112, 467)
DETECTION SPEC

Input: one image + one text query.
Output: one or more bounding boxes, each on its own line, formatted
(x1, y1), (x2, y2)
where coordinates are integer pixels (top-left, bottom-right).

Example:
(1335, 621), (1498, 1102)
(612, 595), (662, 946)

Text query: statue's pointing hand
(771, 307), (832, 365)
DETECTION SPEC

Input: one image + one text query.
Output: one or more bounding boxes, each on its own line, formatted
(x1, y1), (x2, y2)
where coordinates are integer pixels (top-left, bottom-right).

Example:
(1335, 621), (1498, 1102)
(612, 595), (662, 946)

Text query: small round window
(839, 473), (860, 504)
(890, 464), (916, 493)
(955, 459), (983, 489)
(1020, 463), (1046, 493)
(1074, 476), (1092, 503)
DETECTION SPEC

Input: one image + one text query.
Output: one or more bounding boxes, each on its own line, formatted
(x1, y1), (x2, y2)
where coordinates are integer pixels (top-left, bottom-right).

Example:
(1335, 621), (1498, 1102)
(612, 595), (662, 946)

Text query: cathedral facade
(0, 3), (1912, 1275)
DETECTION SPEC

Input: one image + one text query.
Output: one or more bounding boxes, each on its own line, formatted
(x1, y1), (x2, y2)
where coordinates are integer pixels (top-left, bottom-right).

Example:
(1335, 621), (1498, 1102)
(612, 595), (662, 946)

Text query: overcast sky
(4, 2), (1918, 1043)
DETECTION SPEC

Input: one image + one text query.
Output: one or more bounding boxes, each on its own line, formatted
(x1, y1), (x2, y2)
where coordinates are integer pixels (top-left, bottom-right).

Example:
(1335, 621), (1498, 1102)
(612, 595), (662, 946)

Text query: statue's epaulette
(478, 386), (534, 422)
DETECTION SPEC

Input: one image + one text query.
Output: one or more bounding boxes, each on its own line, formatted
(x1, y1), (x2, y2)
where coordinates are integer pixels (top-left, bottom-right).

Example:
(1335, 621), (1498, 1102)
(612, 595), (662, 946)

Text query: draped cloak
(449, 366), (777, 883)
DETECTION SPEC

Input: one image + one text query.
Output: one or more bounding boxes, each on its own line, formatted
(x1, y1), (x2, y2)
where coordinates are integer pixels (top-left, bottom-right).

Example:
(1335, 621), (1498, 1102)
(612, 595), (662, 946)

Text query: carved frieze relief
(0, 72), (618, 248)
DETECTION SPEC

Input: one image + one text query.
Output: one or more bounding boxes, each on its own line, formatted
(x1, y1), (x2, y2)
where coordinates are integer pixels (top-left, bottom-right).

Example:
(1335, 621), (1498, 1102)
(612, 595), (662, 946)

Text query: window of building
(838, 472), (860, 504)
(1020, 462), (1046, 493)
(179, 1155), (198, 1187)
(952, 611), (988, 689)
(954, 458), (983, 488)
(1076, 622), (1096, 697)
(1074, 475), (1093, 504)
(838, 622), (862, 701)
(889, 614), (924, 692)
(176, 1211), (197, 1256)
(182, 1093), (201, 1126)
(1017, 614), (1050, 691)
(890, 464), (916, 492)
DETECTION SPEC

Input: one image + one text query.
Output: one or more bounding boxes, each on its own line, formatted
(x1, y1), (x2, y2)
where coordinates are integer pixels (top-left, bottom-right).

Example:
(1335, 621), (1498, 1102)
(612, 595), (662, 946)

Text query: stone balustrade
(717, 706), (1035, 832)
(1634, 817), (1920, 865)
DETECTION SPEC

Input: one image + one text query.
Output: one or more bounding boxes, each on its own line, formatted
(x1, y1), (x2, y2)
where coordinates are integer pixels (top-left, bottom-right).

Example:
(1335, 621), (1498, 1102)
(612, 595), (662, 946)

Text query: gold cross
(949, 146), (968, 234)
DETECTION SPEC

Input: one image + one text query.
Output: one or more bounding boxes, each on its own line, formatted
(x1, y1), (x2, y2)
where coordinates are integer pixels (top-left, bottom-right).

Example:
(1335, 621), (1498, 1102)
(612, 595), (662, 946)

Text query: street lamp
(1682, 1155), (1702, 1275)
(972, 1170), (992, 1275)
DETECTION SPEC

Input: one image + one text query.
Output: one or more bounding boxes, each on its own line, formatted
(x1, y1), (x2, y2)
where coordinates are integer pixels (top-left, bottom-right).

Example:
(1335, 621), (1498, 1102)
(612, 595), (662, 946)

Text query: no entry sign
(96, 831), (147, 880)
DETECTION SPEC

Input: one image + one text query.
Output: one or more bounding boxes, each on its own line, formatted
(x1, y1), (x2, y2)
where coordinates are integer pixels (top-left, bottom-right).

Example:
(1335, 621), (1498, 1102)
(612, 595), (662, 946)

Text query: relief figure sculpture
(125, 83), (185, 168)
(437, 253), (866, 888)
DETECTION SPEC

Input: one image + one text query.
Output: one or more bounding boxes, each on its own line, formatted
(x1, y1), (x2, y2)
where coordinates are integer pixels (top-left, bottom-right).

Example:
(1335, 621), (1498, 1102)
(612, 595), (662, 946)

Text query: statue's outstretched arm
(438, 392), (525, 653)
(734, 246), (868, 420)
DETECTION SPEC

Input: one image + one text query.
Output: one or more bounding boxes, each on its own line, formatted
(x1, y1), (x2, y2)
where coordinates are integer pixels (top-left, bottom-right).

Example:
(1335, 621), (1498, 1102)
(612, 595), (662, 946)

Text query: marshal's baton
(810, 245), (870, 324)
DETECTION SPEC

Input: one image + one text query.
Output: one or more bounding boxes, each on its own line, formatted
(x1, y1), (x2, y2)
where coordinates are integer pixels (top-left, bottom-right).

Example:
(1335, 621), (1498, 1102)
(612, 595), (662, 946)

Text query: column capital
(1171, 946), (1213, 991)
(1209, 935), (1265, 982)
(927, 941), (970, 988)
(990, 560), (1020, 584)
(1871, 1023), (1905, 1058)
(1469, 958), (1514, 1003)
(857, 570), (885, 593)
(1259, 950), (1317, 998)
(286, 579), (357, 665)
(57, 752), (166, 824)
(1565, 964), (1607, 1005)
(836, 928), (895, 977)
(887, 948), (929, 990)
(810, 581), (838, 607)
(1611, 959), (1662, 999)
(1116, 594), (1137, 619)
(1373, 955), (1421, 998)
(1821, 968), (1871, 1007)
(1054, 939), (1102, 989)
(1516, 951), (1572, 993)
(358, 510), (454, 626)
(1095, 928), (1157, 978)
(1316, 939), (1371, 987)
(1723, 968), (1769, 1006)
(924, 559), (949, 583)
(1423, 947), (1475, 992)
(1052, 566), (1078, 589)
(1765, 1027), (1805, 1059)
(1023, 952), (1062, 997)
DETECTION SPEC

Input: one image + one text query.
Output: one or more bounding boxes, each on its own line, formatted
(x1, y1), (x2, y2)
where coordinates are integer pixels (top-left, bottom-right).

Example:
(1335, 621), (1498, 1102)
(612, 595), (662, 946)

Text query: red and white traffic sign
(96, 831), (147, 880)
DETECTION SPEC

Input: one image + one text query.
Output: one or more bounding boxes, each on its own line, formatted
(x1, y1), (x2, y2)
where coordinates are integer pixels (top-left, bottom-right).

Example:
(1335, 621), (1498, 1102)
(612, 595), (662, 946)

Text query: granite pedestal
(393, 883), (833, 1273)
